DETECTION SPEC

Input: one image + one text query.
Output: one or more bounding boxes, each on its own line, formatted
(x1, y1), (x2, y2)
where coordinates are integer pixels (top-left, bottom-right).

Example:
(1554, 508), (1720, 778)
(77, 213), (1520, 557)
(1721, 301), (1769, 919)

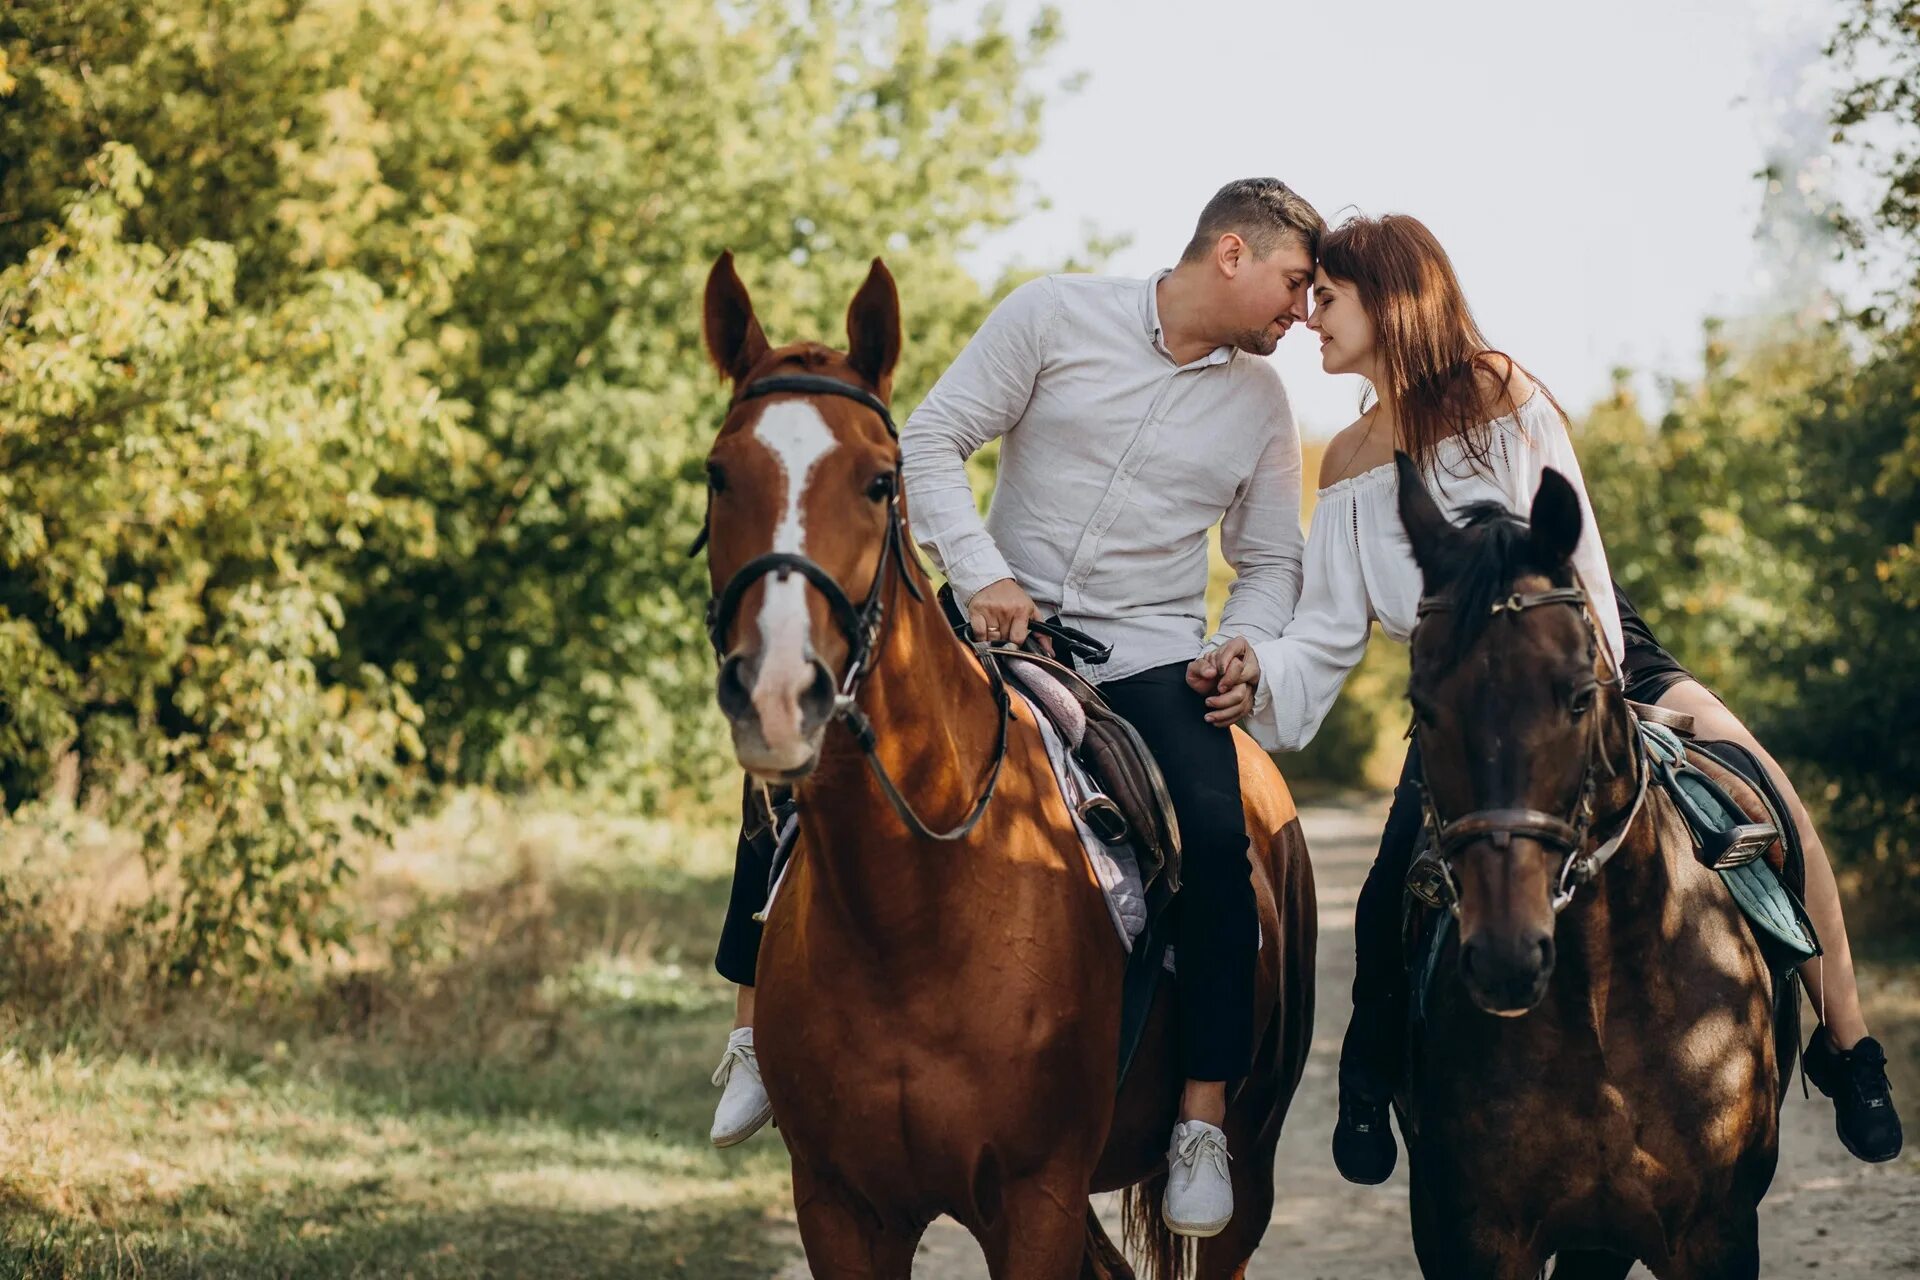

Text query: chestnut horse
(696, 251), (1316, 1279)
(1393, 456), (1783, 1280)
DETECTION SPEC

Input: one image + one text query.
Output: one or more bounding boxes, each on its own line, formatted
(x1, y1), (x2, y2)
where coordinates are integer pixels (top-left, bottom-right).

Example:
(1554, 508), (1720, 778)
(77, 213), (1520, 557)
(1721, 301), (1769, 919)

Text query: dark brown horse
(1393, 455), (1783, 1280)
(697, 251), (1316, 1279)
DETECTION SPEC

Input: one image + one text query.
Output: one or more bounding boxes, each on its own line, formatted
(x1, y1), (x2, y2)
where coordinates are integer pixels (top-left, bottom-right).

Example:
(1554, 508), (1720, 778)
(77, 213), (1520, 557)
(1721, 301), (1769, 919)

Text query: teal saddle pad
(1641, 722), (1819, 963)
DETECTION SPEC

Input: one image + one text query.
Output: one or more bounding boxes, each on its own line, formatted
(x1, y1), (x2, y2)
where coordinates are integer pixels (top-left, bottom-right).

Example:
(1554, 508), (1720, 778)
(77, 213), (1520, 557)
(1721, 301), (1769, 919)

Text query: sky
(959, 0), (1841, 439)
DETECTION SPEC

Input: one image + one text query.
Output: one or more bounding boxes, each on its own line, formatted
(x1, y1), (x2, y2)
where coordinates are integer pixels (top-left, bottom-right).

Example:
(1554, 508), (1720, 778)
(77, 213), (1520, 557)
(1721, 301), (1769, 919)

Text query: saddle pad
(1639, 721), (1819, 962)
(1720, 859), (1819, 960)
(1014, 687), (1147, 948)
(1002, 657), (1087, 749)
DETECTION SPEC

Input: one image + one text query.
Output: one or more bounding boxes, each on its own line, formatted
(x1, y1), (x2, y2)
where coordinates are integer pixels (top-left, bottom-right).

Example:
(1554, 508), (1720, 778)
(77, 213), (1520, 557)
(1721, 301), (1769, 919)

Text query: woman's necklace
(1331, 408), (1383, 482)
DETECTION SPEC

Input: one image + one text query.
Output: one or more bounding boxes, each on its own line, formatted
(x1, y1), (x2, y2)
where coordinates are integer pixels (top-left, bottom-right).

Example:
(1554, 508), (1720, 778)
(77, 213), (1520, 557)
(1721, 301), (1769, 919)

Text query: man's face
(1221, 234), (1314, 356)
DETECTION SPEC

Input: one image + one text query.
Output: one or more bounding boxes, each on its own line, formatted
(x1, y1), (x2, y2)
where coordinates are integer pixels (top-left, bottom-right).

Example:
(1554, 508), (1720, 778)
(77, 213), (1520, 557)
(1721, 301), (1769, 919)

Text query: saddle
(935, 586), (1183, 908)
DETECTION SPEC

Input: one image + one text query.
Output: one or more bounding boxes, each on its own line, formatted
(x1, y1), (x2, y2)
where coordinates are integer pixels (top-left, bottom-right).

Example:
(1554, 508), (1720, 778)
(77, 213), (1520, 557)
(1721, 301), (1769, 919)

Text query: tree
(0, 0), (1071, 972)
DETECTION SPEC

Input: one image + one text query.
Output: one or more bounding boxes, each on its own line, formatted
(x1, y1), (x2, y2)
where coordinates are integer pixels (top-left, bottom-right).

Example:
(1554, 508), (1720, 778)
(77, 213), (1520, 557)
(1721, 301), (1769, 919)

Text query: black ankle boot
(1804, 1026), (1903, 1163)
(1333, 1077), (1397, 1185)
(1331, 1003), (1401, 1185)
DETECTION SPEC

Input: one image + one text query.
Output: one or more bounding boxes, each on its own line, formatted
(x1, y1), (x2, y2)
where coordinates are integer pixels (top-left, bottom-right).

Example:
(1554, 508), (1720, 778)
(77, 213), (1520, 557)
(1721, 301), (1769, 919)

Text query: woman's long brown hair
(1319, 214), (1567, 475)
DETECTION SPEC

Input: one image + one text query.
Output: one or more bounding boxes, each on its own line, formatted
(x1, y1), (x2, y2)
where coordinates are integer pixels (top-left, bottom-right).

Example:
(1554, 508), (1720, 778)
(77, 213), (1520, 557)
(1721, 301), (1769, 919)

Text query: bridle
(695, 373), (1011, 842)
(1410, 584), (1650, 916)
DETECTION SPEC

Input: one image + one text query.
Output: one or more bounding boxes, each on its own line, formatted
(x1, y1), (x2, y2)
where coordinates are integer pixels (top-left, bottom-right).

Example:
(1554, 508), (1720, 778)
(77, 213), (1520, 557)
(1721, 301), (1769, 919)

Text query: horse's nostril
(799, 660), (837, 724)
(717, 654), (754, 719)
(1535, 935), (1556, 973)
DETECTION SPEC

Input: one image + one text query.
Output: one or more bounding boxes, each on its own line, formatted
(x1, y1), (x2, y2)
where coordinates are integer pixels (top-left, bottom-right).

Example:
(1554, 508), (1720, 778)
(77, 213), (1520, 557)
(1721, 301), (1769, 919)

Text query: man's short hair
(1180, 178), (1324, 264)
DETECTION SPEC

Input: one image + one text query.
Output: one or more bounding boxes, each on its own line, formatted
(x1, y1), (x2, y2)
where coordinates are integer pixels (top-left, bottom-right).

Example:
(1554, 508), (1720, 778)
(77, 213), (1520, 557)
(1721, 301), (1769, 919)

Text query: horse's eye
(866, 472), (897, 503)
(706, 463), (727, 494)
(1410, 694), (1438, 729)
(1570, 685), (1596, 719)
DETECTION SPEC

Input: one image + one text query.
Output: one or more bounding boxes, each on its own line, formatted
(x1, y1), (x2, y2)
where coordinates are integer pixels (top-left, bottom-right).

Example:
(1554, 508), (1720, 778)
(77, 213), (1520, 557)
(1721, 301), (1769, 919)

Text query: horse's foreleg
(791, 1161), (926, 1280)
(1409, 1166), (1542, 1280)
(1549, 1250), (1635, 1280)
(1079, 1205), (1135, 1280)
(1662, 1208), (1761, 1280)
(977, 1175), (1093, 1280)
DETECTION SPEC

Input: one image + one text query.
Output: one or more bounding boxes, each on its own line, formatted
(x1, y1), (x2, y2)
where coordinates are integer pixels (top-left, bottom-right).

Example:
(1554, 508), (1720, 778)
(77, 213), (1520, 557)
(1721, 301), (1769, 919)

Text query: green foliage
(0, 0), (1066, 974)
(0, 144), (436, 976)
(1560, 0), (1920, 923)
(1831, 0), (1920, 307)
(1581, 318), (1920, 921)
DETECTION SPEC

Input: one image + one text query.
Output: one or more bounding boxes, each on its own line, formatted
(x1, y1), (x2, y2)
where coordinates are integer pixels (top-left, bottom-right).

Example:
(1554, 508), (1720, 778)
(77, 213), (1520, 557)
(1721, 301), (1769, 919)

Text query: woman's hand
(1189, 637), (1261, 726)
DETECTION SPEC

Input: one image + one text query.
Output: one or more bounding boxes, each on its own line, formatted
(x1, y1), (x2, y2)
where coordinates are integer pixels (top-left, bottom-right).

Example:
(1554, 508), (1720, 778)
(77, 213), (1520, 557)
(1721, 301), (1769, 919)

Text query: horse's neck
(795, 581), (1012, 929)
(1553, 704), (1679, 1013)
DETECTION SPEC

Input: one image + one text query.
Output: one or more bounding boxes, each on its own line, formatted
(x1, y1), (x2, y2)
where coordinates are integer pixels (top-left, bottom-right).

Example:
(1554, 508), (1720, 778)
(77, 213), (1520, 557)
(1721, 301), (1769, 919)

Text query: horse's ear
(1528, 468), (1583, 569)
(704, 250), (770, 385)
(1395, 452), (1455, 582)
(846, 257), (901, 397)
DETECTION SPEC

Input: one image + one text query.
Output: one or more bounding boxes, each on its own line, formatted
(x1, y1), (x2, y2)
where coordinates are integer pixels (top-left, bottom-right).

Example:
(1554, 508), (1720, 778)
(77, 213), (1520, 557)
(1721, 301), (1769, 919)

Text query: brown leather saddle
(936, 587), (1182, 907)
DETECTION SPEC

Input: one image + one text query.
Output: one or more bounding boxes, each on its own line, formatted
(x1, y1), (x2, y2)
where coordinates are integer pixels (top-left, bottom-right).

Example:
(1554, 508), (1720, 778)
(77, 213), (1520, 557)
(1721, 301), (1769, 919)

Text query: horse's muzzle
(718, 648), (837, 780)
(1460, 927), (1556, 1015)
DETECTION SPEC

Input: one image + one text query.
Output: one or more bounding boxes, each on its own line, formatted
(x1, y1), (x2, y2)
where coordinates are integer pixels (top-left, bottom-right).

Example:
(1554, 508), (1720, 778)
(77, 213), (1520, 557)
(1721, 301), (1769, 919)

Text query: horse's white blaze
(750, 402), (839, 747)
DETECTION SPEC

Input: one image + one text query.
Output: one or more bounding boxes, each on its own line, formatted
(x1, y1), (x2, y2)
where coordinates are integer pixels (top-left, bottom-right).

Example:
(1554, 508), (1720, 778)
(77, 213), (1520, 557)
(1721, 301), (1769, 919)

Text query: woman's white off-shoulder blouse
(1244, 392), (1627, 752)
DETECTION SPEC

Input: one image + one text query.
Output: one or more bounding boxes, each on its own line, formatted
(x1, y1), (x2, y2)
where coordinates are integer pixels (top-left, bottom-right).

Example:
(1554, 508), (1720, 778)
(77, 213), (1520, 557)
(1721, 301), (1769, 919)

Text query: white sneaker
(1162, 1118), (1233, 1237)
(709, 1026), (773, 1147)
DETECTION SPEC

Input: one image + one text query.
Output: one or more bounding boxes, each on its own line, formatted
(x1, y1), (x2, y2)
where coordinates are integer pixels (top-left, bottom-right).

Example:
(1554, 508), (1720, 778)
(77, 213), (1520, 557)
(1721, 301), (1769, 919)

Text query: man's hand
(967, 578), (1045, 648)
(1187, 637), (1261, 727)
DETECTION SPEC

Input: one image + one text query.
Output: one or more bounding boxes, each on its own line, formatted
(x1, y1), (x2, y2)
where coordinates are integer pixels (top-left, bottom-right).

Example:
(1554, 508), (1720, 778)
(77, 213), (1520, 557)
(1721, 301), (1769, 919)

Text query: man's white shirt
(901, 270), (1306, 683)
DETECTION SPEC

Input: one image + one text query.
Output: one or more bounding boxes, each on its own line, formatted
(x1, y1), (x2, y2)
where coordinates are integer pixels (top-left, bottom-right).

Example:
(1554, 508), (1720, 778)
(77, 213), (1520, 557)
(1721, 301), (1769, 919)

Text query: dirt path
(775, 800), (1920, 1276)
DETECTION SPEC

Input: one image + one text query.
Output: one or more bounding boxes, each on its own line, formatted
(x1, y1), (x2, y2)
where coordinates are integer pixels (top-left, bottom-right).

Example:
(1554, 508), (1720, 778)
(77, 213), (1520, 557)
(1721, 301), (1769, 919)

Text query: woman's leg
(1652, 677), (1900, 1162)
(1332, 744), (1423, 1185)
(1651, 679), (1866, 1043)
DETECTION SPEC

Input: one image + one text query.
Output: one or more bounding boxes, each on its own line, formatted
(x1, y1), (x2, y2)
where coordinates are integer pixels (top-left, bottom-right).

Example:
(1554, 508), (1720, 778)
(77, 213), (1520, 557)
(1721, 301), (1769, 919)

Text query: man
(709, 178), (1321, 1237)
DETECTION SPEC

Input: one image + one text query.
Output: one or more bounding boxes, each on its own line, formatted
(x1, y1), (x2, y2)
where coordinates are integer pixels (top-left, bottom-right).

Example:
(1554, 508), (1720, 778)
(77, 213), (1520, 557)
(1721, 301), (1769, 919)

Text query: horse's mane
(1425, 499), (1576, 670)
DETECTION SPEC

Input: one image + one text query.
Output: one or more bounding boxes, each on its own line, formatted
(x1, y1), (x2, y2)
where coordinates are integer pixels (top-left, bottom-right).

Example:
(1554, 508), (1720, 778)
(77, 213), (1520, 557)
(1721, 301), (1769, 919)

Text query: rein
(1411, 585), (1650, 916)
(696, 373), (1012, 843)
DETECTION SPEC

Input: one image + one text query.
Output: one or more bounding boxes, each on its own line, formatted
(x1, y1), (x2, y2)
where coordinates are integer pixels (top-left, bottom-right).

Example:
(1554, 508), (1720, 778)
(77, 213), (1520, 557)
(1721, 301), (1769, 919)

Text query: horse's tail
(1120, 1176), (1193, 1280)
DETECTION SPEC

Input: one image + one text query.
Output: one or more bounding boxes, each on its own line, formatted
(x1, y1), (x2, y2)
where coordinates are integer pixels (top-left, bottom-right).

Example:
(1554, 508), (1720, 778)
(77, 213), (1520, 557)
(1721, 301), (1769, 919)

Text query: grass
(0, 787), (1910, 1279)
(0, 792), (797, 1278)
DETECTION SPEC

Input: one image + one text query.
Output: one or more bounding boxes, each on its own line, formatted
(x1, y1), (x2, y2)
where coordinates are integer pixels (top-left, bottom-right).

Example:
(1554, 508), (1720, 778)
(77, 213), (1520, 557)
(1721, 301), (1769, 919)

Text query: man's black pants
(712, 658), (1257, 1083)
(1099, 660), (1257, 1082)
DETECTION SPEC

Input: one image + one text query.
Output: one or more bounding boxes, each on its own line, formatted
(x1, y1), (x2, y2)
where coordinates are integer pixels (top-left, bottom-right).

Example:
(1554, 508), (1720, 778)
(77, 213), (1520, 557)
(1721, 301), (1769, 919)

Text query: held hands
(967, 578), (1048, 651)
(1187, 636), (1262, 727)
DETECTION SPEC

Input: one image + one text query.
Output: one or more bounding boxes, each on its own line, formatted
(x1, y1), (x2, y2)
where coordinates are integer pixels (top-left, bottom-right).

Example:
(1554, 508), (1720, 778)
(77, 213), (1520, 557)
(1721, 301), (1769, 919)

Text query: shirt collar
(1143, 269), (1235, 369)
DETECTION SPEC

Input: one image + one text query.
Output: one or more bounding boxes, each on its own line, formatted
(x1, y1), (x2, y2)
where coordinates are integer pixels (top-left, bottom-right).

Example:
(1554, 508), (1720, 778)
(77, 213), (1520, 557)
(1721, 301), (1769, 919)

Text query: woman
(1209, 214), (1901, 1181)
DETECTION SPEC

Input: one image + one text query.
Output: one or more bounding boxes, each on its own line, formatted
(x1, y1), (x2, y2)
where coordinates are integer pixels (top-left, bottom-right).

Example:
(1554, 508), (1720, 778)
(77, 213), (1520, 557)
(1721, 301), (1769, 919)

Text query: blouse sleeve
(1243, 490), (1376, 752)
(1496, 405), (1627, 667)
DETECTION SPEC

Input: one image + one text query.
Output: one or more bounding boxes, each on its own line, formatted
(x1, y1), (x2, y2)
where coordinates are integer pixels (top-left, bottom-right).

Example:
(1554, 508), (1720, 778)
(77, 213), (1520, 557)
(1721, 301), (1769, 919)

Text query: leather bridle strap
(1411, 582), (1647, 915)
(695, 372), (1010, 845)
(1414, 585), (1590, 621)
(835, 657), (1012, 843)
(1434, 808), (1584, 858)
(707, 552), (867, 657)
(688, 374), (900, 558)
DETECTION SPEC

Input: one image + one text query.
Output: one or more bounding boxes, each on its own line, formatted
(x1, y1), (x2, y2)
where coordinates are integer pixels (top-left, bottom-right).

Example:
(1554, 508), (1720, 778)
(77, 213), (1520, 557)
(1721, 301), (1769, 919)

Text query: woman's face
(1306, 269), (1374, 377)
